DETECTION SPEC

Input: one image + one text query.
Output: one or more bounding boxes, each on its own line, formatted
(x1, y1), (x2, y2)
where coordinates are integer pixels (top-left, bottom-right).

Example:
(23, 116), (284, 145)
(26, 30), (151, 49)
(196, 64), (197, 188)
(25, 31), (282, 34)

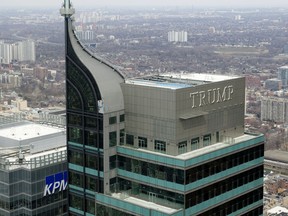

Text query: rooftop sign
(190, 85), (234, 108)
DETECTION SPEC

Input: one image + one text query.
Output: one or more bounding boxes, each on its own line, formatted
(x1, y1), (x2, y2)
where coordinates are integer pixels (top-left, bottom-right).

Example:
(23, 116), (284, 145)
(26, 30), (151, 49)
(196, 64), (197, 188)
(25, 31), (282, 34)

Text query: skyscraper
(17, 40), (36, 62)
(278, 66), (288, 89)
(62, 1), (264, 216)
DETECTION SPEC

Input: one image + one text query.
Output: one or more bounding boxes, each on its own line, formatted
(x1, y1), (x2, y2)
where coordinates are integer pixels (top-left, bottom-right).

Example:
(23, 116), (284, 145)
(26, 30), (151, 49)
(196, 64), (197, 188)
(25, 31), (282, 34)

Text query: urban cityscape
(0, 0), (287, 215)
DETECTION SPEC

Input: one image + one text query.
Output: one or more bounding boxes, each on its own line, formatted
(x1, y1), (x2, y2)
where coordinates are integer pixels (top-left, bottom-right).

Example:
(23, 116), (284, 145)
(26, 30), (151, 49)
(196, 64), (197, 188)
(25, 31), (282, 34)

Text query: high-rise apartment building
(261, 96), (288, 123)
(168, 31), (188, 43)
(17, 40), (36, 62)
(0, 40), (36, 64)
(62, 1), (264, 216)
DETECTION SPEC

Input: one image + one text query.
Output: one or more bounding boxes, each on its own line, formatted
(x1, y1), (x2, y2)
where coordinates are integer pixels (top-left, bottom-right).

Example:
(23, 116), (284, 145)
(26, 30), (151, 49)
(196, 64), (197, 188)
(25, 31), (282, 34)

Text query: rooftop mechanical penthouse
(61, 1), (264, 215)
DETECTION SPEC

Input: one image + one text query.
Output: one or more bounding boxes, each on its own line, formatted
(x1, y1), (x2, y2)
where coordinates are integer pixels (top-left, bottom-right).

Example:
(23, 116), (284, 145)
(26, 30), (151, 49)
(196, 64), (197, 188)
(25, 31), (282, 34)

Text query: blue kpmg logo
(43, 171), (68, 196)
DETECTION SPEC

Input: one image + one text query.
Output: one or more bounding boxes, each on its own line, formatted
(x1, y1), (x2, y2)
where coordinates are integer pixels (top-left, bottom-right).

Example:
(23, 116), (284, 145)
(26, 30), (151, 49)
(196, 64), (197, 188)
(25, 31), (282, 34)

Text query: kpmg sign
(190, 85), (234, 108)
(43, 171), (68, 196)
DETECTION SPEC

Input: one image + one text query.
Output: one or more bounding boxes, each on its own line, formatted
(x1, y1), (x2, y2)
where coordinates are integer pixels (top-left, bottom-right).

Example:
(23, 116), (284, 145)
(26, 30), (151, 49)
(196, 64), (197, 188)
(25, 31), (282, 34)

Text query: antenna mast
(60, 0), (75, 17)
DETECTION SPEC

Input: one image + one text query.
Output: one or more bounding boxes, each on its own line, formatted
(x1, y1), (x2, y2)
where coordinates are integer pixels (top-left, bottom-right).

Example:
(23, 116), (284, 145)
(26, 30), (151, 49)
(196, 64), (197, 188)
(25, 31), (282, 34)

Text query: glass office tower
(62, 1), (264, 216)
(0, 116), (67, 216)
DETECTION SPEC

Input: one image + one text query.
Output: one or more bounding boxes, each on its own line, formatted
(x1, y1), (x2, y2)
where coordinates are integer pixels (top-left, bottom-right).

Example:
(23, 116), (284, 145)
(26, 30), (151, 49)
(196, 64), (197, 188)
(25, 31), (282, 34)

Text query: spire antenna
(60, 0), (75, 17)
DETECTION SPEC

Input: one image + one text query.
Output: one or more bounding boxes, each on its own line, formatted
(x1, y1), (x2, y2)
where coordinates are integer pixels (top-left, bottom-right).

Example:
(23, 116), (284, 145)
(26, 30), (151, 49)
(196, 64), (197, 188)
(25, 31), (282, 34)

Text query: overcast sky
(1, 0), (288, 9)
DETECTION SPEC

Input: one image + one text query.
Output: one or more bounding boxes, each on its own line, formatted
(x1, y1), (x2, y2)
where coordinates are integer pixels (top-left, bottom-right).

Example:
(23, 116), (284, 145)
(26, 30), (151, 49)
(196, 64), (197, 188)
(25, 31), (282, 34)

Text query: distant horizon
(2, 0), (288, 10)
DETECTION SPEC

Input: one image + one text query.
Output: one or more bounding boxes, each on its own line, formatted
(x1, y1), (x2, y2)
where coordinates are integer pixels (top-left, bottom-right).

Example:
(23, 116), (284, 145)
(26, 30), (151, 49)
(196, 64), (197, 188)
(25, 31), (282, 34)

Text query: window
(120, 129), (125, 145)
(98, 119), (103, 131)
(86, 198), (95, 214)
(216, 131), (220, 142)
(120, 114), (125, 122)
(68, 150), (83, 166)
(138, 137), (147, 148)
(178, 141), (187, 154)
(68, 114), (82, 126)
(191, 137), (199, 150)
(110, 155), (117, 169)
(69, 171), (84, 188)
(99, 133), (103, 149)
(109, 131), (117, 147)
(126, 134), (134, 146)
(154, 140), (166, 153)
(85, 131), (97, 147)
(109, 116), (117, 125)
(69, 194), (84, 211)
(85, 117), (97, 127)
(85, 154), (97, 169)
(86, 176), (97, 192)
(68, 128), (83, 144)
(203, 134), (211, 147)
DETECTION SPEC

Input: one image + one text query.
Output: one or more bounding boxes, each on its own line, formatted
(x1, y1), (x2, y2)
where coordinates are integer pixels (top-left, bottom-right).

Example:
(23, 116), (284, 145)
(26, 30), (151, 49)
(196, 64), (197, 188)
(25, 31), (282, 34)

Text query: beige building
(261, 96), (288, 123)
(11, 98), (28, 111)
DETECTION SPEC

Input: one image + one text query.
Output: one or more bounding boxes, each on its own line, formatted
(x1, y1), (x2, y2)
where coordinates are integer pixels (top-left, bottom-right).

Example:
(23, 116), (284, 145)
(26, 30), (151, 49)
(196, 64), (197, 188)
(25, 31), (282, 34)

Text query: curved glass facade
(65, 18), (104, 215)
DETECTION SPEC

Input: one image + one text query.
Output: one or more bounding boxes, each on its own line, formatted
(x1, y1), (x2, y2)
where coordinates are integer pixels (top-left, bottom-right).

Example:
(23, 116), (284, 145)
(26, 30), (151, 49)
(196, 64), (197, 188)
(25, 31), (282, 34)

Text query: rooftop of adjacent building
(267, 206), (288, 214)
(0, 123), (64, 141)
(125, 73), (239, 90)
(0, 115), (66, 170)
(265, 150), (288, 164)
(279, 65), (288, 70)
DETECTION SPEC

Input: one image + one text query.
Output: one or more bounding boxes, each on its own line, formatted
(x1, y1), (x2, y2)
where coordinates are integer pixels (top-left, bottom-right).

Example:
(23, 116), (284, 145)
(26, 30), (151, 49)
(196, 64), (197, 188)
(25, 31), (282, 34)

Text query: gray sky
(2, 0), (288, 9)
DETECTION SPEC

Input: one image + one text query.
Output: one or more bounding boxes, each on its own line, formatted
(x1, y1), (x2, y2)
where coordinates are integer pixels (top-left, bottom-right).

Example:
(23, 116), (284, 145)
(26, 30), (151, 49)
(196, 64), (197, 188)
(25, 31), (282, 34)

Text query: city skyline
(2, 0), (288, 9)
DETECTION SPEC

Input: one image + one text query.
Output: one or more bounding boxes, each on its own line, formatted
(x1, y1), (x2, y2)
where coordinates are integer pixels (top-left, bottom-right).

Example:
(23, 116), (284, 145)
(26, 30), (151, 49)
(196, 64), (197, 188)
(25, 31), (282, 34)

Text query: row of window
(68, 149), (103, 171)
(69, 194), (95, 214)
(123, 134), (167, 153)
(0, 192), (67, 210)
(179, 133), (215, 154)
(68, 127), (104, 149)
(0, 167), (63, 185)
(115, 144), (264, 185)
(95, 203), (135, 216)
(69, 170), (104, 193)
(197, 188), (263, 216)
(110, 131), (168, 154)
(117, 155), (184, 184)
(185, 144), (264, 184)
(185, 165), (263, 208)
(115, 178), (184, 205)
(122, 134), (213, 154)
(109, 114), (125, 125)
(68, 113), (103, 131)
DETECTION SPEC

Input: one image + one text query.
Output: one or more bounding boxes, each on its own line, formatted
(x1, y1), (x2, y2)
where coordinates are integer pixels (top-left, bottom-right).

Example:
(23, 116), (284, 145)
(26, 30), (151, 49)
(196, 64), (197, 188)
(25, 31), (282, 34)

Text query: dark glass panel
(85, 154), (98, 169)
(67, 82), (82, 110)
(69, 193), (84, 211)
(68, 127), (83, 144)
(68, 150), (84, 166)
(109, 131), (117, 147)
(109, 116), (117, 125)
(85, 130), (97, 147)
(69, 171), (84, 188)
